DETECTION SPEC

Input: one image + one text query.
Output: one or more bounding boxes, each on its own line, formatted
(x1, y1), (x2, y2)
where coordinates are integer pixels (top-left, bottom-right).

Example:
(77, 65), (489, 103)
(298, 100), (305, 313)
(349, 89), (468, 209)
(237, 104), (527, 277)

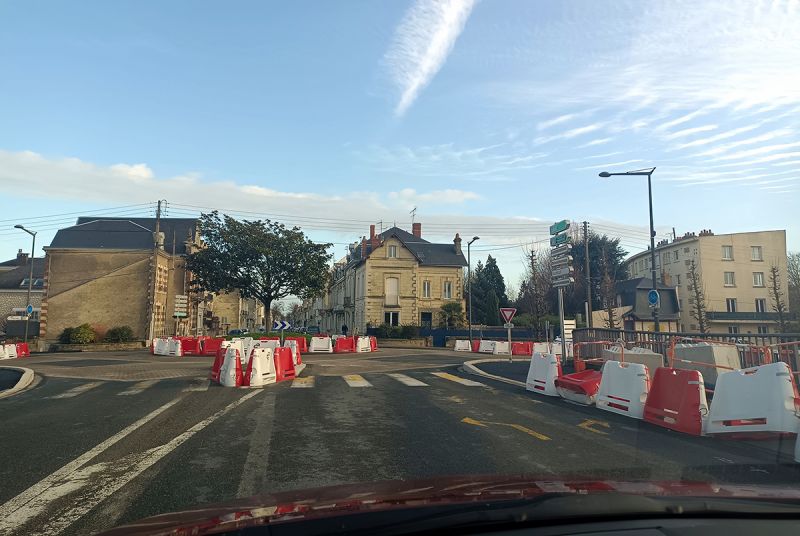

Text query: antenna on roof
(409, 206), (417, 225)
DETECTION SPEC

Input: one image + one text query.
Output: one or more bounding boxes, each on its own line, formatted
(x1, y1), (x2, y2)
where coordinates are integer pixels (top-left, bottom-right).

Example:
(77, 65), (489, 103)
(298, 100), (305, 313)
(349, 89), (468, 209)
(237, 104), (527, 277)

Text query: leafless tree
(768, 264), (788, 332)
(788, 252), (800, 324)
(686, 259), (708, 333)
(599, 252), (617, 329)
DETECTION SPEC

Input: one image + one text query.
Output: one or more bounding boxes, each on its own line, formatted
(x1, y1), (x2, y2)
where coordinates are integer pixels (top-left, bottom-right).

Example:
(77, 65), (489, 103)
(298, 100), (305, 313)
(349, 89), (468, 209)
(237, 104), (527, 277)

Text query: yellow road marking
(461, 417), (550, 440)
(461, 417), (487, 427)
(448, 395), (466, 404)
(578, 419), (610, 435)
(291, 376), (315, 388)
(342, 374), (372, 387)
(431, 372), (485, 387)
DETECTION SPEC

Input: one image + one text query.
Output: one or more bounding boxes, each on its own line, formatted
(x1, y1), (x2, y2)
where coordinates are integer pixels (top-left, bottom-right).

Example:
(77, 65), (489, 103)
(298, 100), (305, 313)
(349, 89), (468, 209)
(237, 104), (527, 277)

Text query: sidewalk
(465, 358), (577, 386)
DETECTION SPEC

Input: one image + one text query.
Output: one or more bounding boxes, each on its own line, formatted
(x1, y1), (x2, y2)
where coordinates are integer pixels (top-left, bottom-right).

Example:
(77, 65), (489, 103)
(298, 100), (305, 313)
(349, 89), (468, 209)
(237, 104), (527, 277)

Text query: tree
(482, 288), (501, 325)
(686, 259), (708, 333)
(187, 212), (332, 330)
(567, 233), (627, 317)
(515, 248), (553, 331)
(599, 252), (618, 329)
(481, 255), (509, 306)
(768, 264), (788, 332)
(270, 302), (285, 325)
(788, 252), (800, 329)
(438, 302), (466, 328)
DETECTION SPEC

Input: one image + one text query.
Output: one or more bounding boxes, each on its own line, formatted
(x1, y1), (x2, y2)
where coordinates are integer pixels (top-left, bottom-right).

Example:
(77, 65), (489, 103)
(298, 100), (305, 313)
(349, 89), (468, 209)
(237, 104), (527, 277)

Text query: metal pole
(647, 172), (659, 332)
(24, 233), (36, 344)
(558, 287), (567, 361)
(583, 221), (592, 327)
(468, 242), (472, 344)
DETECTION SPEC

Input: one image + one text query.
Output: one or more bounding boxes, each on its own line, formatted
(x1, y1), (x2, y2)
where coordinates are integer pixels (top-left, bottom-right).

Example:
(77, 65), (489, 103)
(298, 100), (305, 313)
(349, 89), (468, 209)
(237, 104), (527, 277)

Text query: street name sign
(551, 266), (573, 278)
(549, 220), (570, 235)
(550, 234), (571, 247)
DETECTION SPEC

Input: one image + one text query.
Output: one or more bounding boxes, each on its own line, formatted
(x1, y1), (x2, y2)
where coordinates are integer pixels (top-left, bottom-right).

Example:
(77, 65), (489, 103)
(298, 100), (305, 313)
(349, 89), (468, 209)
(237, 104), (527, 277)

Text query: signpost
(499, 308), (516, 363)
(549, 233), (571, 247)
(550, 220), (574, 360)
(273, 320), (292, 344)
(173, 294), (189, 335)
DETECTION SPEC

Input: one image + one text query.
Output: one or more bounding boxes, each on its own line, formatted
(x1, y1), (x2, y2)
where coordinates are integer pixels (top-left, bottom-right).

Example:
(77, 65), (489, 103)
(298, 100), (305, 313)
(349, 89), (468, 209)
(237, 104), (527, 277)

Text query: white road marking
(117, 380), (159, 396)
(387, 373), (428, 387)
(342, 374), (372, 387)
(236, 392), (277, 497)
(431, 372), (485, 387)
(0, 397), (184, 532)
(48, 382), (103, 399)
(183, 380), (210, 392)
(23, 391), (263, 536)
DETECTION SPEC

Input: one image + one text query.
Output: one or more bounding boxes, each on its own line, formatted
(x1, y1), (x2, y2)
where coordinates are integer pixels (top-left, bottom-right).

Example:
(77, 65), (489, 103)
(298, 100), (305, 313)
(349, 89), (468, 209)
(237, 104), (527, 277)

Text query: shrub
(389, 326), (402, 338)
(58, 327), (75, 344)
(400, 325), (420, 338)
(375, 323), (392, 339)
(105, 326), (134, 343)
(69, 323), (96, 345)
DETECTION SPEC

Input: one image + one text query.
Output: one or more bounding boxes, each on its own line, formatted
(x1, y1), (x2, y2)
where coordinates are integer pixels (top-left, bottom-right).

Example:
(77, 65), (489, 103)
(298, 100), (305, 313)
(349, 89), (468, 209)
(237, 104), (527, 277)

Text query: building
(0, 250), (45, 337)
(308, 223), (467, 333)
(626, 229), (790, 334)
(592, 278), (680, 332)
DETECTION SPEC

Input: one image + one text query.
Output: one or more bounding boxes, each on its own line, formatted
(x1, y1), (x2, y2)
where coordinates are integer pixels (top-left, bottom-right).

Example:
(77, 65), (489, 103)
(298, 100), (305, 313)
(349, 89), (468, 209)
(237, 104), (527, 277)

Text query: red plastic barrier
(335, 336), (355, 353)
(471, 340), (481, 353)
(285, 336), (308, 353)
(150, 339), (155, 355)
(369, 336), (378, 352)
(274, 347), (296, 382)
(210, 351), (225, 383)
(644, 368), (708, 436)
(203, 338), (226, 356)
(15, 343), (30, 358)
(554, 370), (603, 405)
(177, 337), (201, 355)
(512, 342), (532, 356)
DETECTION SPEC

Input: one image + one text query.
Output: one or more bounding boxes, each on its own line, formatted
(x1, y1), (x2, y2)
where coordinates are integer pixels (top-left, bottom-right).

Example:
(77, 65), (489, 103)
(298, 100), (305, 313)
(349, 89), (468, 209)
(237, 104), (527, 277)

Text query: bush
(69, 323), (96, 345)
(400, 325), (420, 338)
(105, 326), (134, 343)
(58, 327), (75, 344)
(375, 323), (392, 339)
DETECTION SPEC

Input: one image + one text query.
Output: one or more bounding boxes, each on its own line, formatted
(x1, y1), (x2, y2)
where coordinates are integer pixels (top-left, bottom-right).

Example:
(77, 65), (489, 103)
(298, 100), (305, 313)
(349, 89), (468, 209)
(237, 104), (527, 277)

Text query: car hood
(99, 474), (800, 536)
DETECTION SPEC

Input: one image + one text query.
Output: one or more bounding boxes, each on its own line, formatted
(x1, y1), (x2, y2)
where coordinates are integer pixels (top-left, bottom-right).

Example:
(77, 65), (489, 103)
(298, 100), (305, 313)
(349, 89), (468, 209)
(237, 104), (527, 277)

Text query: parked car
(306, 326), (320, 335)
(227, 328), (249, 336)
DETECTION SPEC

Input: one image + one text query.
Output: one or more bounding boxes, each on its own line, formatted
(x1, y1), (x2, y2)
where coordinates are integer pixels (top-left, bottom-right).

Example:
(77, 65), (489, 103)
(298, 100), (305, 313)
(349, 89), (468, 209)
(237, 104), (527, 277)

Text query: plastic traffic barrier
(512, 342), (533, 356)
(310, 336), (334, 353)
(2, 344), (17, 359)
(153, 338), (170, 356)
(533, 342), (552, 355)
(285, 336), (308, 353)
(672, 343), (740, 388)
(644, 368), (709, 436)
(471, 340), (481, 353)
(203, 337), (226, 356)
(705, 362), (800, 437)
(210, 350), (225, 383)
(167, 338), (183, 357)
(478, 340), (496, 354)
(525, 352), (562, 396)
(596, 361), (651, 419)
(493, 341), (511, 355)
(555, 370), (603, 405)
(370, 336), (378, 352)
(334, 336), (356, 353)
(257, 339), (281, 350)
(176, 337), (201, 355)
(285, 340), (306, 374)
(242, 348), (276, 387)
(602, 346), (664, 381)
(220, 347), (243, 387)
(14, 342), (30, 358)
(454, 340), (471, 352)
(273, 347), (296, 382)
(356, 336), (371, 353)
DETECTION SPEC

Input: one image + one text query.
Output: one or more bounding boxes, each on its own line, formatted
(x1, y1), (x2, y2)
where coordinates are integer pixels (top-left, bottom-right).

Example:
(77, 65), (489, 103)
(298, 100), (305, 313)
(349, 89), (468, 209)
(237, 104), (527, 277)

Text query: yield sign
(499, 307), (517, 323)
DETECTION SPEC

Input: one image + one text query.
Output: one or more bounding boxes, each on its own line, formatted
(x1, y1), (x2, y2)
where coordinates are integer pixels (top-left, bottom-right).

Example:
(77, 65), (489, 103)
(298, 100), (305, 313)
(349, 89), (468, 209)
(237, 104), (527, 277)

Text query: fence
(365, 326), (545, 347)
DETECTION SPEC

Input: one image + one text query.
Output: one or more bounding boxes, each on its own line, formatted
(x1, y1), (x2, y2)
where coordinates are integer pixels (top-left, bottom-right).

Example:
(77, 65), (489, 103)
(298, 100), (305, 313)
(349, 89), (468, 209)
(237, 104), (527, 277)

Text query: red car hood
(100, 474), (800, 536)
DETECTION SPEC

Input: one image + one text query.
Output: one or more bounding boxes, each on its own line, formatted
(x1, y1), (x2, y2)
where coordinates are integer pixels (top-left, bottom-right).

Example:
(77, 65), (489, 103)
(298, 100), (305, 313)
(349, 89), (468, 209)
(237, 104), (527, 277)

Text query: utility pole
(583, 221), (592, 328)
(148, 200), (163, 341)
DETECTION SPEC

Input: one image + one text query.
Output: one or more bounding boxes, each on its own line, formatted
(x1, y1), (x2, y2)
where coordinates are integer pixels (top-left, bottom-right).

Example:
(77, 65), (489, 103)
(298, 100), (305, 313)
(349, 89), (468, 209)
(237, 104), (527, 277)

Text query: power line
(0, 203), (156, 224)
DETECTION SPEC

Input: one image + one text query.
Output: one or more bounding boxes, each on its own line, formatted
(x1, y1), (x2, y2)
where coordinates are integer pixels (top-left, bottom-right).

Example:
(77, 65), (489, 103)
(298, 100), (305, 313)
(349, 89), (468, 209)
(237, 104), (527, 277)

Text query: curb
(0, 366), (35, 400)
(463, 358), (529, 389)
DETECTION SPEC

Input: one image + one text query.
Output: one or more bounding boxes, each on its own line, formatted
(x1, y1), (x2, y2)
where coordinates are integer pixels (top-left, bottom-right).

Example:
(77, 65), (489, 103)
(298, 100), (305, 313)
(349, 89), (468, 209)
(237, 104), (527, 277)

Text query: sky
(1, 0), (798, 294)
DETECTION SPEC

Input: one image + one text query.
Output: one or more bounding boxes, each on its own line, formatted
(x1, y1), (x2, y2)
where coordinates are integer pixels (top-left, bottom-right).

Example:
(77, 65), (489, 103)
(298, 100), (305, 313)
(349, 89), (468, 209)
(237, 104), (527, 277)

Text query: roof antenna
(409, 206), (417, 225)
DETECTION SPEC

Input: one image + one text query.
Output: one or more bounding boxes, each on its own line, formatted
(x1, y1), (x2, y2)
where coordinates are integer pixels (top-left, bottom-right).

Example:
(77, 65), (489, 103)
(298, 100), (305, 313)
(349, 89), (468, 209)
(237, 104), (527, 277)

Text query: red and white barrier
(274, 347), (296, 381)
(356, 336), (371, 353)
(525, 352), (562, 396)
(601, 346), (664, 381)
(478, 340), (496, 354)
(512, 342), (533, 356)
(1, 344), (17, 359)
(370, 336), (378, 352)
(203, 337), (226, 356)
(706, 362), (800, 437)
(176, 337), (201, 355)
(644, 368), (709, 436)
(15, 343), (30, 357)
(152, 338), (171, 356)
(257, 339), (281, 351)
(310, 336), (333, 353)
(533, 342), (552, 355)
(334, 336), (355, 353)
(493, 341), (511, 355)
(555, 370), (603, 405)
(596, 361), (650, 419)
(671, 342), (740, 388)
(285, 336), (308, 353)
(243, 348), (276, 387)
(285, 340), (306, 374)
(454, 340), (471, 352)
(220, 347), (243, 387)
(167, 338), (183, 357)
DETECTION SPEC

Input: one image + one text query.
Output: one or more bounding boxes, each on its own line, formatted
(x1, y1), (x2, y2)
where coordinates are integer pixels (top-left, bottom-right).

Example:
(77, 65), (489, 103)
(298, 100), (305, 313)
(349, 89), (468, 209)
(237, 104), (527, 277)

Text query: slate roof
(0, 258), (46, 290)
(615, 277), (680, 320)
(352, 226), (466, 267)
(48, 217), (198, 254)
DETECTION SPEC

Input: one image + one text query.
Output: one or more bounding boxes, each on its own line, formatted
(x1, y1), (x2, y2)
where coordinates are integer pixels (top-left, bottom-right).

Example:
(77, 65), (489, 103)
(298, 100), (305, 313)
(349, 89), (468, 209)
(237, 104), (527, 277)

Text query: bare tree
(686, 259), (708, 333)
(599, 252), (617, 329)
(788, 252), (800, 323)
(768, 264), (788, 332)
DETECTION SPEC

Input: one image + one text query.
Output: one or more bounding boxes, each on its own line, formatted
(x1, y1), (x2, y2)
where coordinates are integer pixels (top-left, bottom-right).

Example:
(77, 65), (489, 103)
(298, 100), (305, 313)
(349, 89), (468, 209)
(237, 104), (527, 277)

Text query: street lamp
(598, 167), (659, 331)
(467, 236), (480, 343)
(14, 225), (37, 343)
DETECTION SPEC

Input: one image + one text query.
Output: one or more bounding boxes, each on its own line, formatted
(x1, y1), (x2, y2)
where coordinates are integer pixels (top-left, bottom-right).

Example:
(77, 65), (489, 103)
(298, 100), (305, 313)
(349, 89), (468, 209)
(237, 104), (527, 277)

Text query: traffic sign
(551, 244), (572, 256)
(173, 312), (188, 318)
(499, 308), (517, 323)
(273, 320), (292, 331)
(551, 255), (573, 267)
(549, 220), (570, 235)
(503, 322), (514, 329)
(648, 289), (660, 307)
(551, 265), (574, 277)
(26, 304), (33, 315)
(550, 234), (571, 247)
(552, 277), (575, 288)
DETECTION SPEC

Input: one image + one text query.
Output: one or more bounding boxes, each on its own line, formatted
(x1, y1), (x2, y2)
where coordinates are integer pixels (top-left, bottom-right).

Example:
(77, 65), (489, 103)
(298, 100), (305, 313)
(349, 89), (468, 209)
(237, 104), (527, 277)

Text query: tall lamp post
(467, 236), (480, 343)
(13, 225), (37, 343)
(598, 167), (659, 332)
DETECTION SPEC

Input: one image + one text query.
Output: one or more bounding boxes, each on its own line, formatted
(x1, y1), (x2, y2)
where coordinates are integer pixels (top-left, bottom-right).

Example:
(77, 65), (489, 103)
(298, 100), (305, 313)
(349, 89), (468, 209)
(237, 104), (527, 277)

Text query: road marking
(237, 391), (277, 497)
(0, 397), (184, 532)
(117, 380), (159, 396)
(342, 374), (372, 387)
(431, 372), (485, 387)
(22, 391), (263, 536)
(578, 419), (610, 435)
(183, 380), (210, 392)
(461, 417), (550, 441)
(48, 381), (103, 399)
(291, 376), (315, 388)
(387, 373), (428, 387)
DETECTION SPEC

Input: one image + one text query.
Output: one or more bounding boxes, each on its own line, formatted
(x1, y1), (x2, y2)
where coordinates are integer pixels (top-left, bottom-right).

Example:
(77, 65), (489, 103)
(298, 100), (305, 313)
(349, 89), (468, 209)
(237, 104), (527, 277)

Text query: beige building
(309, 224), (467, 333)
(626, 229), (790, 334)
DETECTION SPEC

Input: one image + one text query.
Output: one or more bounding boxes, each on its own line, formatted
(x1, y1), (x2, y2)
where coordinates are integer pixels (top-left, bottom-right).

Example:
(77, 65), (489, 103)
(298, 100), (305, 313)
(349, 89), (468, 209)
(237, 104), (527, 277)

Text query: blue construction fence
(365, 326), (550, 347)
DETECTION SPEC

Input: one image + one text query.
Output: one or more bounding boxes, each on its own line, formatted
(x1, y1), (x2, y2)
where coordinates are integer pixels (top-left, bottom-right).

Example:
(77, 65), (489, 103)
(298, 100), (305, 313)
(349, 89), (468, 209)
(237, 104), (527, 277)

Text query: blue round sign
(26, 304), (33, 315)
(647, 290), (660, 306)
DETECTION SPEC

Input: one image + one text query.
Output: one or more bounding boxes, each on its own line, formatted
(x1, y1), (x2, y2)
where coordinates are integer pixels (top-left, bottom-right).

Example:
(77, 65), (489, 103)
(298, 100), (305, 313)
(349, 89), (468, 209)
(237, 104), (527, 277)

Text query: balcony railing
(706, 311), (796, 321)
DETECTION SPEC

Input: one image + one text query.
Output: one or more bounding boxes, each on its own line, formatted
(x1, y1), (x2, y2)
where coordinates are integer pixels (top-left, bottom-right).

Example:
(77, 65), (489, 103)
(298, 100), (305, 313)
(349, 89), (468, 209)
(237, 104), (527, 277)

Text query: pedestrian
(342, 324), (348, 336)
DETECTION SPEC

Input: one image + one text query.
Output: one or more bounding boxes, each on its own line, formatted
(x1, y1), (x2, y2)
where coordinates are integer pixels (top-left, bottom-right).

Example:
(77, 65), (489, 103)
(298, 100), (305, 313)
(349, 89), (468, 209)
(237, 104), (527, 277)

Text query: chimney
(370, 224), (378, 250)
(453, 233), (462, 255)
(16, 249), (29, 266)
(412, 222), (422, 238)
(361, 237), (367, 258)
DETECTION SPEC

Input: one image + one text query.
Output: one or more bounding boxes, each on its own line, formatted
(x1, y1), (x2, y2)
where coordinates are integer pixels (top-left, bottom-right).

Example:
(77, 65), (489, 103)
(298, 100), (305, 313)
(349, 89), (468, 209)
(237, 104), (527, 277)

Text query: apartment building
(626, 229), (790, 334)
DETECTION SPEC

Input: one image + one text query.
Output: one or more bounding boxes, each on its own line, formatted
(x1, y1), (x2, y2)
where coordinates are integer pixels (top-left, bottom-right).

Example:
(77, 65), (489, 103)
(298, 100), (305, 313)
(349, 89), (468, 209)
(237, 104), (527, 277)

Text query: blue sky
(1, 0), (798, 289)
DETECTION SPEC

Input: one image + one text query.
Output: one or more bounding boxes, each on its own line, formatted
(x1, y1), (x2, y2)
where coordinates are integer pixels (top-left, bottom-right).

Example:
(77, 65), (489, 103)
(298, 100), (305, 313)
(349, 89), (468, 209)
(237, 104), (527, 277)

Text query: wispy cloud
(662, 124), (718, 140)
(576, 159), (644, 171)
(384, 0), (476, 116)
(578, 137), (613, 148)
(693, 129), (795, 157)
(710, 141), (800, 162)
(389, 187), (480, 206)
(537, 112), (588, 131)
(534, 122), (605, 145)
(654, 109), (710, 132)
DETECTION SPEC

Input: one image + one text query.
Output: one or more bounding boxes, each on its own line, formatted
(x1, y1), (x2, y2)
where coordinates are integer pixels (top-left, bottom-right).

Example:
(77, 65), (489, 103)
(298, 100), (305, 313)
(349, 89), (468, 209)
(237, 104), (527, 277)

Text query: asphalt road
(1, 349), (798, 535)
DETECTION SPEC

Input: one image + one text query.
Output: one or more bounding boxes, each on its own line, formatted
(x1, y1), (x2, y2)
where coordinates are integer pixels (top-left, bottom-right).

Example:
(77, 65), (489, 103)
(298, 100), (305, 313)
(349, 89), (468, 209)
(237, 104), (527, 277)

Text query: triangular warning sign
(499, 308), (517, 323)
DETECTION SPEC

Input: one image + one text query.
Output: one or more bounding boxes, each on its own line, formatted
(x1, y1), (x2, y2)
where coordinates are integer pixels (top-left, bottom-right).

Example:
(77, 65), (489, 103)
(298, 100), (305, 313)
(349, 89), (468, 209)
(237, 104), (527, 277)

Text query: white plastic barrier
(3, 344), (18, 359)
(478, 340), (496, 354)
(0, 346), (8, 360)
(167, 338), (183, 357)
(284, 339), (300, 361)
(258, 339), (281, 351)
(706, 362), (800, 436)
(454, 340), (471, 352)
(225, 339), (245, 364)
(246, 348), (276, 387)
(220, 347), (242, 387)
(356, 336), (371, 353)
(493, 341), (511, 355)
(533, 342), (552, 355)
(525, 352), (561, 396)
(153, 338), (170, 356)
(673, 343), (740, 387)
(236, 337), (256, 363)
(596, 361), (650, 419)
(602, 346), (664, 381)
(309, 336), (333, 353)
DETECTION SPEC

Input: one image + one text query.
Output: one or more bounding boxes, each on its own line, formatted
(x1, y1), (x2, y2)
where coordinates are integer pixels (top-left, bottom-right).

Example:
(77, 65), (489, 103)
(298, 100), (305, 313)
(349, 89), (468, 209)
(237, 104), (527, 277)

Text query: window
(752, 272), (764, 287)
(673, 250), (679, 261)
(724, 271), (735, 286)
(755, 298), (767, 313)
(388, 245), (398, 258)
(443, 281), (452, 299)
(728, 326), (740, 334)
(726, 298), (737, 312)
(385, 277), (399, 306)
(420, 311), (432, 327)
(722, 245), (733, 260)
(751, 246), (763, 261)
(662, 252), (669, 265)
(422, 280), (431, 298)
(675, 274), (681, 285)
(757, 325), (769, 334)
(384, 311), (399, 326)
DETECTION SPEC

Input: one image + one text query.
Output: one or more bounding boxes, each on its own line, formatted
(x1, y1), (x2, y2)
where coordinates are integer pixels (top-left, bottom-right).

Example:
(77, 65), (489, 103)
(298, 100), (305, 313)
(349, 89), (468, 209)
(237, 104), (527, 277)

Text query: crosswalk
(41, 372), (487, 400)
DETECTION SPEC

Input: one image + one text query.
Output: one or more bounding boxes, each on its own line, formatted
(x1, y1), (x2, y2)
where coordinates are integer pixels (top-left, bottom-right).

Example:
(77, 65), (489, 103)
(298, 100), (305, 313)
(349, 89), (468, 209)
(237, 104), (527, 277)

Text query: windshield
(1, 1), (799, 535)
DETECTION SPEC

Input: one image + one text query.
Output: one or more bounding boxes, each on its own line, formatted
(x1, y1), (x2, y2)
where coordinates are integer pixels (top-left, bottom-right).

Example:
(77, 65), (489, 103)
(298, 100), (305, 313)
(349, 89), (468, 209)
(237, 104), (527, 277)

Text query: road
(1, 348), (798, 535)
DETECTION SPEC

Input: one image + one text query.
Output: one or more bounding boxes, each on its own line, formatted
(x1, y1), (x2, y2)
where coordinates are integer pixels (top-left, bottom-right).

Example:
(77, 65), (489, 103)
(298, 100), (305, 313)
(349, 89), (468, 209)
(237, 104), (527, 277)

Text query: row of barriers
(1, 342), (30, 360)
(307, 335), (377, 354)
(210, 340), (306, 388)
(150, 336), (312, 358)
(454, 339), (573, 358)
